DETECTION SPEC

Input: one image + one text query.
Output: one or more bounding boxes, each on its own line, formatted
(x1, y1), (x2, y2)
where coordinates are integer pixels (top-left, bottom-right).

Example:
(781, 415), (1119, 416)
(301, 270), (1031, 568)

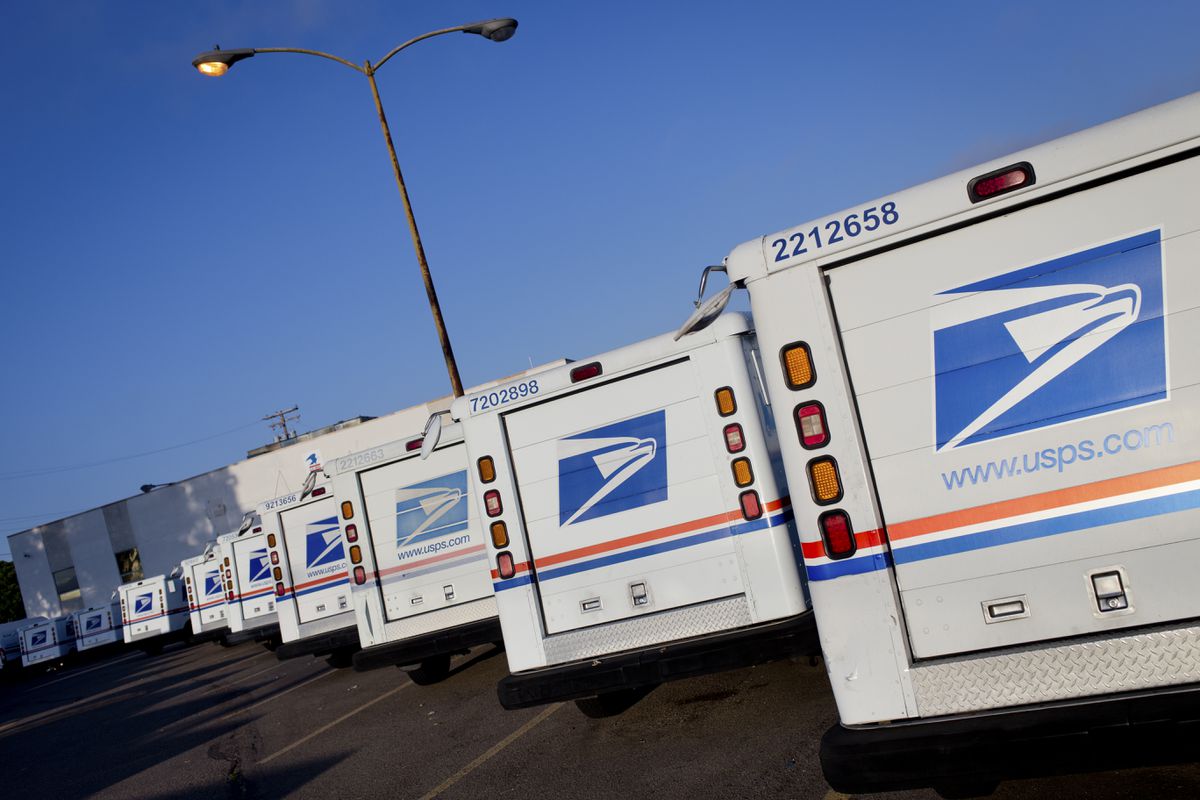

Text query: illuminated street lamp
(191, 18), (519, 397)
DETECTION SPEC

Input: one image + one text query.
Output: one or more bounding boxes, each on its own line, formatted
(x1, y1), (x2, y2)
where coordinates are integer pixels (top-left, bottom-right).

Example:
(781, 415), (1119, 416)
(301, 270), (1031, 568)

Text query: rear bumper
(353, 617), (502, 672)
(498, 610), (820, 710)
(276, 626), (360, 661)
(821, 684), (1200, 794)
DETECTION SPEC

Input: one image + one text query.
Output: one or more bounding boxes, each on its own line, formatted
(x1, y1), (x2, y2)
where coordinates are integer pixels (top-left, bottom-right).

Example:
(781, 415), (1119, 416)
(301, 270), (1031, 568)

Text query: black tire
(574, 686), (651, 719)
(404, 653), (452, 686)
(261, 637), (280, 652)
(325, 648), (356, 669)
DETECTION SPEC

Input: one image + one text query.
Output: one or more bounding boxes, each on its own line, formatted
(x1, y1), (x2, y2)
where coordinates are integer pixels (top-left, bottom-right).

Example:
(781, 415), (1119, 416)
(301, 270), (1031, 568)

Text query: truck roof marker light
(780, 342), (815, 390)
(484, 490), (503, 517)
(345, 524), (358, 543)
(275, 582), (286, 597)
(570, 362), (603, 382)
(353, 566), (366, 585)
(266, 534), (276, 548)
(732, 457), (754, 487)
(406, 438), (424, 452)
(253, 527), (262, 534)
(795, 402), (830, 449)
(311, 487), (327, 497)
(714, 387), (737, 416)
(490, 521), (509, 549)
(349, 545), (362, 565)
(341, 501), (354, 520)
(968, 161), (1035, 203)
(819, 510), (856, 559)
(723, 423), (746, 453)
(739, 490), (763, 520)
(497, 551), (516, 580)
(808, 456), (843, 505)
(478, 456), (496, 483)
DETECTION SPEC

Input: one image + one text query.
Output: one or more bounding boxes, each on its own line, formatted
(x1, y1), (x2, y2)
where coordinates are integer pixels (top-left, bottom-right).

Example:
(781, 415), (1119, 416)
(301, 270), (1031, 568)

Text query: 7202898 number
(470, 379), (539, 414)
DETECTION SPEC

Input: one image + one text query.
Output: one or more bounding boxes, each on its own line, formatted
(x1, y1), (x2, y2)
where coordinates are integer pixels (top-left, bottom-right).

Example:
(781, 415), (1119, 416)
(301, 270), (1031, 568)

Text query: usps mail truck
(452, 313), (818, 713)
(72, 601), (123, 652)
(218, 521), (282, 646)
(720, 91), (1200, 794)
(259, 479), (360, 664)
(19, 616), (76, 667)
(1, 617), (47, 673)
(330, 421), (499, 683)
(182, 543), (229, 639)
(118, 572), (189, 653)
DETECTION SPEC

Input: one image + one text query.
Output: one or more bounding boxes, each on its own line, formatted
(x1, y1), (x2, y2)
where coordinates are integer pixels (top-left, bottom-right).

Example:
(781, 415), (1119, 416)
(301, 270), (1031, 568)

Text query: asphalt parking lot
(2, 640), (1199, 799)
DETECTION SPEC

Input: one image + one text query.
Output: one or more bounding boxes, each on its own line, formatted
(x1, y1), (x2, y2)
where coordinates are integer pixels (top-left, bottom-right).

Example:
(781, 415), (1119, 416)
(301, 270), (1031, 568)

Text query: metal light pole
(192, 19), (519, 398)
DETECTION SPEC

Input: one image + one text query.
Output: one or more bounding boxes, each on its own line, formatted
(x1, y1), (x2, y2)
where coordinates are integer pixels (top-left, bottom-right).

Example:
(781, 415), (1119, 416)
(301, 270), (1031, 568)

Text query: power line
(0, 419), (264, 481)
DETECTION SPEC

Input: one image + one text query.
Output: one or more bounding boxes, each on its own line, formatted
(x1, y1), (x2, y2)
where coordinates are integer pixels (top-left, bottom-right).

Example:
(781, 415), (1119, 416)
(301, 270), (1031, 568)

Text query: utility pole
(263, 406), (300, 442)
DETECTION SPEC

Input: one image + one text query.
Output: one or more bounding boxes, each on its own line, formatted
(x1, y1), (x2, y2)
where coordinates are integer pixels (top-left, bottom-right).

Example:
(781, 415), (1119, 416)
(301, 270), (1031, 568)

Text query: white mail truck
(118, 572), (189, 653)
(182, 543), (229, 639)
(720, 90), (1200, 794)
(72, 601), (123, 652)
(218, 520), (282, 646)
(330, 421), (499, 683)
(452, 313), (818, 713)
(1, 617), (46, 672)
(19, 616), (76, 666)
(259, 479), (360, 664)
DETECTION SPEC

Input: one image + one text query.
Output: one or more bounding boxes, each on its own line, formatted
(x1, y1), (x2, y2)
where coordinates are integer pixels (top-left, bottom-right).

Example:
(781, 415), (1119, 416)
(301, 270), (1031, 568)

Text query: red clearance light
(406, 438), (424, 452)
(819, 510), (856, 559)
(353, 566), (366, 585)
(270, 551), (279, 565)
(311, 487), (327, 497)
(484, 490), (503, 517)
(227, 591), (235, 602)
(723, 423), (746, 453)
(570, 362), (603, 382)
(253, 527), (262, 534)
(795, 402), (830, 449)
(968, 161), (1035, 203)
(496, 551), (516, 580)
(739, 490), (763, 520)
(345, 523), (358, 543)
(275, 582), (286, 597)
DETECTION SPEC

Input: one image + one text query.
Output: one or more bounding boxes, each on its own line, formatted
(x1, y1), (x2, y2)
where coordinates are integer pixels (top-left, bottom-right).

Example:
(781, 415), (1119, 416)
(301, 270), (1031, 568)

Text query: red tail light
(723, 423), (746, 453)
(739, 490), (763, 520)
(795, 402), (830, 449)
(227, 591), (235, 602)
(497, 551), (516, 579)
(484, 490), (503, 517)
(819, 510), (856, 559)
(570, 362), (602, 382)
(345, 523), (358, 543)
(353, 566), (366, 585)
(270, 551), (279, 565)
(275, 583), (286, 597)
(968, 161), (1035, 203)
(311, 487), (327, 497)
(253, 527), (262, 534)
(406, 438), (424, 451)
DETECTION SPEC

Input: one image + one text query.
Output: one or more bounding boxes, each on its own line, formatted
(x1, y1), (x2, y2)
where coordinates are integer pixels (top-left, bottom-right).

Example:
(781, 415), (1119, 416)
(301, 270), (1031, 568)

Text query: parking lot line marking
(417, 702), (564, 800)
(823, 790), (851, 799)
(24, 652), (142, 692)
(216, 667), (336, 721)
(257, 680), (413, 766)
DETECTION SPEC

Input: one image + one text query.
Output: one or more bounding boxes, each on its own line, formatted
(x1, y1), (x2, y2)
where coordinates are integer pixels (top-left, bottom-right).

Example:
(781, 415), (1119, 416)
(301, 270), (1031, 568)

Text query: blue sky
(3, 1), (1199, 557)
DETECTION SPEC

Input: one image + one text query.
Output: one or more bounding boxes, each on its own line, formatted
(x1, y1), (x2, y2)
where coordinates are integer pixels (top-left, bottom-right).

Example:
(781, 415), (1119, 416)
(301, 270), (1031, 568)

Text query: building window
(53, 566), (81, 608)
(116, 547), (143, 584)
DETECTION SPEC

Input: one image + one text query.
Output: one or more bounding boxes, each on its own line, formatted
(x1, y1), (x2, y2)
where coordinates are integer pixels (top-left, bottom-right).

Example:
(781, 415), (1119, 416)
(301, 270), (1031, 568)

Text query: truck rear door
(278, 496), (349, 623)
(233, 537), (276, 621)
(502, 358), (738, 635)
(198, 563), (226, 624)
(357, 441), (487, 622)
(124, 582), (164, 638)
(826, 154), (1200, 658)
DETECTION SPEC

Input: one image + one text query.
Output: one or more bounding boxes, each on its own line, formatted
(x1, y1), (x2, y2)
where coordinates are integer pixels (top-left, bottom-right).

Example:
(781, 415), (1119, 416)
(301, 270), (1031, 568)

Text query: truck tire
(404, 653), (452, 685)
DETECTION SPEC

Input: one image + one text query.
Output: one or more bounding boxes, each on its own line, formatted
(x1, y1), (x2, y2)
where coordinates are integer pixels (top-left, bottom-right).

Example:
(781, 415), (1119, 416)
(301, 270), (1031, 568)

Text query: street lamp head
(462, 18), (518, 42)
(191, 47), (256, 77)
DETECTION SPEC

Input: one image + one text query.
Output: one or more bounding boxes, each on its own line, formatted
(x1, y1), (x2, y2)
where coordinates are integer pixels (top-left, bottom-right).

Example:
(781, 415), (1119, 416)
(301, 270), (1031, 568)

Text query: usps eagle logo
(305, 516), (345, 569)
(558, 410), (668, 526)
(395, 471), (469, 548)
(85, 615), (102, 631)
(248, 549), (272, 584)
(134, 593), (154, 614)
(933, 230), (1166, 450)
(204, 570), (222, 598)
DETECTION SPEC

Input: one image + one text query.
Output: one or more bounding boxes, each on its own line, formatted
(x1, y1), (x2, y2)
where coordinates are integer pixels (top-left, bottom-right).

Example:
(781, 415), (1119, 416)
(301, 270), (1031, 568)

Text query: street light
(191, 18), (519, 398)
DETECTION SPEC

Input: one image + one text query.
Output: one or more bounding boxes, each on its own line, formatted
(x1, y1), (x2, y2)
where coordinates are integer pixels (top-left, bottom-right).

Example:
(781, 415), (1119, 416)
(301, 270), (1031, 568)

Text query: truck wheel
(325, 648), (355, 669)
(141, 641), (164, 657)
(404, 653), (451, 685)
(574, 686), (650, 718)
